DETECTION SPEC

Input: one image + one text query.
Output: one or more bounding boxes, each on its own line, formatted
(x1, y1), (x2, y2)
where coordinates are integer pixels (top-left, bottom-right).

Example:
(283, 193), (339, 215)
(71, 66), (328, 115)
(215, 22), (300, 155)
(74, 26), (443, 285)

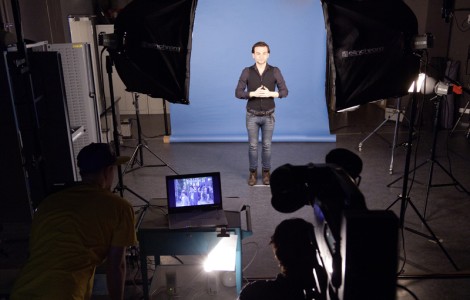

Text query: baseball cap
(77, 143), (130, 174)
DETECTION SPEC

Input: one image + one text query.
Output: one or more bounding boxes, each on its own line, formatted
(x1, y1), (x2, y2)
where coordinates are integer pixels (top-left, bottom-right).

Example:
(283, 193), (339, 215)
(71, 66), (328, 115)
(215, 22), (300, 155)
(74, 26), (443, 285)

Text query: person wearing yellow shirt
(10, 143), (138, 300)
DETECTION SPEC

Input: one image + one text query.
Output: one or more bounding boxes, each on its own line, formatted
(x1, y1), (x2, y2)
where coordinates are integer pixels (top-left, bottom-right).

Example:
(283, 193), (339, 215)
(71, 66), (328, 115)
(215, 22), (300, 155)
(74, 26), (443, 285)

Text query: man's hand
(250, 86), (266, 97)
(250, 86), (279, 98)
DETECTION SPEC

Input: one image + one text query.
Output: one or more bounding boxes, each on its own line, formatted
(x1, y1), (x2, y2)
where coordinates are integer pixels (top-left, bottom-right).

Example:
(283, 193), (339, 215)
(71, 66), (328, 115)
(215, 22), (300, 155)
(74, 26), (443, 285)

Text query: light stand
(121, 92), (177, 175)
(105, 54), (150, 222)
(423, 96), (470, 217)
(358, 97), (412, 174)
(387, 95), (470, 219)
(385, 89), (459, 271)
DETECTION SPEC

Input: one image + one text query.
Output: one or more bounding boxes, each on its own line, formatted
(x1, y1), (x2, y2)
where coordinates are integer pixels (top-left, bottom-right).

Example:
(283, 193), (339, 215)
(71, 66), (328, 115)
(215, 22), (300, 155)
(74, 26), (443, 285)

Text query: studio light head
(408, 73), (436, 94)
(412, 33), (434, 50)
(434, 81), (452, 96)
(408, 73), (458, 97)
(98, 32), (118, 50)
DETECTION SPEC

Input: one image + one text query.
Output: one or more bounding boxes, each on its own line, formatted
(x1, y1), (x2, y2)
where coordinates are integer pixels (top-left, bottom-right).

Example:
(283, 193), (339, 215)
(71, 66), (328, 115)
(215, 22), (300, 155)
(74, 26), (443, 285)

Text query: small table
(138, 198), (252, 300)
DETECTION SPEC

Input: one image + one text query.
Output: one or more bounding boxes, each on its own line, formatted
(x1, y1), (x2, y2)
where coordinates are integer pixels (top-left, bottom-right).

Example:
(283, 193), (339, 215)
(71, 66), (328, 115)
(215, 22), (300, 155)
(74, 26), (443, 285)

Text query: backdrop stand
(386, 91), (459, 271)
(121, 93), (177, 175)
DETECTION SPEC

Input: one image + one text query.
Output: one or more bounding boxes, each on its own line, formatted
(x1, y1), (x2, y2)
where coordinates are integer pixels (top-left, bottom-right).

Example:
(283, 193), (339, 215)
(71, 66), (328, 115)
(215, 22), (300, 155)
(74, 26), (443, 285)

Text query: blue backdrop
(170, 0), (335, 142)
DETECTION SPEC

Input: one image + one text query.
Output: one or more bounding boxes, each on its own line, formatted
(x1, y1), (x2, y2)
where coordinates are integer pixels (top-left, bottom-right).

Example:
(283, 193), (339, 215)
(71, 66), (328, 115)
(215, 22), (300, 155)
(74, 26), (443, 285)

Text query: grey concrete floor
(116, 101), (470, 299)
(2, 101), (470, 300)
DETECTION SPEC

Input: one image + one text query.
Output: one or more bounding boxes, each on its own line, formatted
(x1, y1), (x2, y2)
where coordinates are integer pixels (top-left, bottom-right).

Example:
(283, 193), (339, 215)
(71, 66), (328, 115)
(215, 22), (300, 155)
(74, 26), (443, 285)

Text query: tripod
(386, 91), (459, 271)
(387, 95), (470, 219)
(121, 93), (177, 175)
(358, 98), (411, 174)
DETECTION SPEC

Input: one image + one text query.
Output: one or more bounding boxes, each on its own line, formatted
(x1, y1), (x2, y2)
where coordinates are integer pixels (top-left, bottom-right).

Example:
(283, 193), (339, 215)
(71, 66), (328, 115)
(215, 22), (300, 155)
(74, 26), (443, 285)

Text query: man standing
(10, 143), (138, 300)
(235, 41), (288, 186)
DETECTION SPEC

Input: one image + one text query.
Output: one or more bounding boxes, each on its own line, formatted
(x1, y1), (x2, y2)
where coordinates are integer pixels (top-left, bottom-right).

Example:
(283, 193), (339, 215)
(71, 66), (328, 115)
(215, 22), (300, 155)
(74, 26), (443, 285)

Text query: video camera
(270, 163), (398, 300)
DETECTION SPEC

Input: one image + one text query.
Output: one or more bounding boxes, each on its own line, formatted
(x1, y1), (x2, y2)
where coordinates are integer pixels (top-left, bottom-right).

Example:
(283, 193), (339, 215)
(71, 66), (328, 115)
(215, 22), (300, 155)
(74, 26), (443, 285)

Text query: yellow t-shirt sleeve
(111, 203), (138, 247)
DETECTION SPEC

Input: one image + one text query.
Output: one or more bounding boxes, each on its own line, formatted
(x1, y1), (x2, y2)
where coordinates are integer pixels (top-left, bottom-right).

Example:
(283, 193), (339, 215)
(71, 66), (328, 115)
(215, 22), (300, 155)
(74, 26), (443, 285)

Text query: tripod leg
(123, 185), (150, 205)
(135, 204), (149, 230)
(121, 93), (176, 175)
(133, 93), (145, 165)
(422, 95), (440, 218)
(122, 93), (177, 175)
(385, 196), (401, 211)
(141, 144), (178, 174)
(450, 99), (470, 136)
(422, 158), (470, 220)
(121, 143), (177, 175)
(389, 99), (403, 175)
(405, 199), (459, 271)
(433, 160), (470, 194)
(358, 118), (390, 151)
(386, 160), (428, 187)
(423, 159), (436, 219)
(122, 144), (144, 174)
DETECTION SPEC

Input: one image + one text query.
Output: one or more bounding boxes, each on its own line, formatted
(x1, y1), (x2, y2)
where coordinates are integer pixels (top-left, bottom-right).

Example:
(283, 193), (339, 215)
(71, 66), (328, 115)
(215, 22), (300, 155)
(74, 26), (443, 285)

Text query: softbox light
(322, 0), (420, 111)
(112, 0), (198, 104)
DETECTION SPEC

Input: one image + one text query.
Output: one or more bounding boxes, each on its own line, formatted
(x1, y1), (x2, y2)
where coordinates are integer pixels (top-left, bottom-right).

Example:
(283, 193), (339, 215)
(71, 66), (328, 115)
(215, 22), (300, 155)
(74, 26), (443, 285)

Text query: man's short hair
(251, 41), (270, 53)
(77, 143), (129, 175)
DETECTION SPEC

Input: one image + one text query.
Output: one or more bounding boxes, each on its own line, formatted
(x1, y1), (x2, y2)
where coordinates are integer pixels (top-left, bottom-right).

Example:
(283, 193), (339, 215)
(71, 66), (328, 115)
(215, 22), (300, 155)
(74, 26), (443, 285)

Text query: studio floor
(2, 101), (470, 300)
(119, 100), (470, 299)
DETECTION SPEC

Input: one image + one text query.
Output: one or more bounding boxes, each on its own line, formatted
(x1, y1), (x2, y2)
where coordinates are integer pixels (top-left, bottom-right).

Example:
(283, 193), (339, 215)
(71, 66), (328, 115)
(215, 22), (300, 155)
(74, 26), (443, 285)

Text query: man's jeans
(246, 112), (275, 171)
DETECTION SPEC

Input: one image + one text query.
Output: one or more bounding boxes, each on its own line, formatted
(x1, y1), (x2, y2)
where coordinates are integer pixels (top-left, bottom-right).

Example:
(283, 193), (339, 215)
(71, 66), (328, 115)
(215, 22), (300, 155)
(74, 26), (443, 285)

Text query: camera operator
(10, 143), (138, 300)
(238, 218), (319, 300)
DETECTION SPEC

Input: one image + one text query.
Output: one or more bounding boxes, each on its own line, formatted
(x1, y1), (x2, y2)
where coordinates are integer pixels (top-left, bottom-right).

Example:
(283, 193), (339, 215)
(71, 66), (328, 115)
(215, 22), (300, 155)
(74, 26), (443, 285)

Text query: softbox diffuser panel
(112, 0), (197, 104)
(322, 0), (420, 111)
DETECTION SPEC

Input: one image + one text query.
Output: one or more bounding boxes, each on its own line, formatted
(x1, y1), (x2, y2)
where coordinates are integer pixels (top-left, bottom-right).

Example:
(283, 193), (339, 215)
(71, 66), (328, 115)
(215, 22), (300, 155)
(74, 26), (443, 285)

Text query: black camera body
(271, 163), (398, 300)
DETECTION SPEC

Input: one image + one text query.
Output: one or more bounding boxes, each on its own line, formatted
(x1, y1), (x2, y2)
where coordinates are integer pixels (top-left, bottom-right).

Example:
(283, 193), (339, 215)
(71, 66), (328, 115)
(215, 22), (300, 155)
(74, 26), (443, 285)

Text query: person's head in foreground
(238, 218), (319, 300)
(271, 218), (317, 279)
(77, 142), (129, 190)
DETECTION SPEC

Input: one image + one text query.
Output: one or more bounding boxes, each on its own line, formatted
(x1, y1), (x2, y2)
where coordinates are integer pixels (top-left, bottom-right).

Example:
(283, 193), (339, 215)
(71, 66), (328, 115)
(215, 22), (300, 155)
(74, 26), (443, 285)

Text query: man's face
(252, 46), (269, 65)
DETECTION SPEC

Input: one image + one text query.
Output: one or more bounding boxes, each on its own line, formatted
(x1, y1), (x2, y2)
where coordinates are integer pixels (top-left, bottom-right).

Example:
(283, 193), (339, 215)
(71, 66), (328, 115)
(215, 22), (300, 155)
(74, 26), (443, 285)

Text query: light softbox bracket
(112, 0), (198, 104)
(322, 0), (420, 111)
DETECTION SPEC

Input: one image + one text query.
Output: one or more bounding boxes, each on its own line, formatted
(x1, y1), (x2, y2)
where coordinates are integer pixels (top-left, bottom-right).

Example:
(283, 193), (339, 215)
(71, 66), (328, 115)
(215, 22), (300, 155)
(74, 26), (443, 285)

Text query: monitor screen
(166, 172), (222, 212)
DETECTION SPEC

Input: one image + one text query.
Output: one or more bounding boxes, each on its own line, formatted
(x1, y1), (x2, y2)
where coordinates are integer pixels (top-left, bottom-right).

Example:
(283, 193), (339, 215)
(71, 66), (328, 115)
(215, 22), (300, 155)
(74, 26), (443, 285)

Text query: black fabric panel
(112, 0), (198, 104)
(322, 0), (420, 111)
